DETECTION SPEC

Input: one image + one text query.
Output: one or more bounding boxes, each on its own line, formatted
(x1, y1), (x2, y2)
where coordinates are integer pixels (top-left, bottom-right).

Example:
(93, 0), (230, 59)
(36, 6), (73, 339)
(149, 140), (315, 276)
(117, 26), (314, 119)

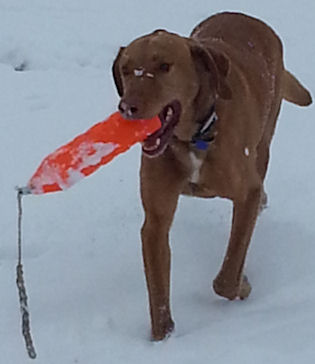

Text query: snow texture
(1, 1), (315, 363)
(134, 68), (144, 77)
(29, 141), (117, 193)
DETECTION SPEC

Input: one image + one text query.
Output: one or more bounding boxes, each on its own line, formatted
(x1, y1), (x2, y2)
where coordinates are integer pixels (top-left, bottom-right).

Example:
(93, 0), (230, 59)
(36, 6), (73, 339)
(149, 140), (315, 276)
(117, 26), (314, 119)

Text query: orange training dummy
(22, 111), (161, 194)
(15, 111), (161, 360)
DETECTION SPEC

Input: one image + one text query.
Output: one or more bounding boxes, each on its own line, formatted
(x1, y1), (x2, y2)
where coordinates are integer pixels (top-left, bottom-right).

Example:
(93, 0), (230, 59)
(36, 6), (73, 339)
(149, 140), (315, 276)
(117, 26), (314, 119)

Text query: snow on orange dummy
(21, 111), (161, 195)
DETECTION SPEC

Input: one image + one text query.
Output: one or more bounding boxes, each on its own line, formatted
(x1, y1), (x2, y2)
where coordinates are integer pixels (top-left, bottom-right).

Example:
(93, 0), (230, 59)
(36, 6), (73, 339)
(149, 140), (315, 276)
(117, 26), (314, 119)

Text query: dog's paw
(151, 318), (175, 342)
(213, 274), (252, 300)
(238, 275), (252, 300)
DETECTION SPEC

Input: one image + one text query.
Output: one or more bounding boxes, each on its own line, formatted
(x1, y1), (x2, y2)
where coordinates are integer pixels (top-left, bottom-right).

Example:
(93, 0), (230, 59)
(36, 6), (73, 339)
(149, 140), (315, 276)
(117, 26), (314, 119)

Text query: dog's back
(192, 12), (312, 107)
(192, 12), (282, 57)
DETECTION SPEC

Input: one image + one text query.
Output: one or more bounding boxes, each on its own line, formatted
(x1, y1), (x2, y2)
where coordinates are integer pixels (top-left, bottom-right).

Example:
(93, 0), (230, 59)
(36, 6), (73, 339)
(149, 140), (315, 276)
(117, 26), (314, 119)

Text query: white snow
(29, 159), (67, 194)
(1, 1), (315, 363)
(78, 142), (117, 168)
(146, 72), (155, 79)
(30, 140), (117, 193)
(134, 69), (155, 79)
(134, 68), (144, 77)
(66, 169), (85, 189)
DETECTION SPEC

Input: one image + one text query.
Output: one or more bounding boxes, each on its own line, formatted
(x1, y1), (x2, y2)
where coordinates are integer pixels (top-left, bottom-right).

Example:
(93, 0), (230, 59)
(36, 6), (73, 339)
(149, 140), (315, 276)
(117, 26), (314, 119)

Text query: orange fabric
(28, 112), (161, 194)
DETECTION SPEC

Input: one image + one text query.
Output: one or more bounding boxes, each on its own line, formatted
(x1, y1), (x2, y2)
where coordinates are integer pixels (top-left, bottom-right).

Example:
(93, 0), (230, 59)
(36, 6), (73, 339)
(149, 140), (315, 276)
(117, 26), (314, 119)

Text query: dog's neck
(191, 103), (218, 150)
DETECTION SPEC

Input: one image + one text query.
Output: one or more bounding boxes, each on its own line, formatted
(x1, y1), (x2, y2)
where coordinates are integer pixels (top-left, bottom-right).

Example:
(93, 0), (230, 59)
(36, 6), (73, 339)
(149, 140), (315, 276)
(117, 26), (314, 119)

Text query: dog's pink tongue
(142, 135), (161, 151)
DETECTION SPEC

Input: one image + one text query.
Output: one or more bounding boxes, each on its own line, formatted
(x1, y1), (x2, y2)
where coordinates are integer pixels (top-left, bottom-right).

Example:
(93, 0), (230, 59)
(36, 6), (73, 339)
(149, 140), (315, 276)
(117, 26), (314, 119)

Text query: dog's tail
(282, 70), (312, 106)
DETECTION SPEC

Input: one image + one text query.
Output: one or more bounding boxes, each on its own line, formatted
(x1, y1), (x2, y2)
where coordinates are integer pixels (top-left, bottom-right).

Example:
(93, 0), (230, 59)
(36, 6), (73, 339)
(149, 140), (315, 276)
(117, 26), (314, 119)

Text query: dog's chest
(182, 147), (231, 198)
(188, 151), (204, 184)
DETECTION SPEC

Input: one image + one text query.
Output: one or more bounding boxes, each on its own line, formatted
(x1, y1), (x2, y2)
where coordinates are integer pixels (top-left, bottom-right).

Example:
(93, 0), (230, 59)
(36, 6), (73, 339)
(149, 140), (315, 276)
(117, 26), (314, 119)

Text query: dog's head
(113, 30), (231, 157)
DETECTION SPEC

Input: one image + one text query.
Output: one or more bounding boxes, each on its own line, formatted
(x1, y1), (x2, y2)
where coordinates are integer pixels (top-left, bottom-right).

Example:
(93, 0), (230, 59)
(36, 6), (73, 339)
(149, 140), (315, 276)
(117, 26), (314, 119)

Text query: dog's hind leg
(256, 71), (284, 211)
(213, 184), (262, 300)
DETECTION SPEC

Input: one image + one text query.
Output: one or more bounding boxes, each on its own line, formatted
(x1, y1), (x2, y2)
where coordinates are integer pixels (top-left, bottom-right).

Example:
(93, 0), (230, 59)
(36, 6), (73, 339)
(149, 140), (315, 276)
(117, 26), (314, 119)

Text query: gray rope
(16, 188), (37, 359)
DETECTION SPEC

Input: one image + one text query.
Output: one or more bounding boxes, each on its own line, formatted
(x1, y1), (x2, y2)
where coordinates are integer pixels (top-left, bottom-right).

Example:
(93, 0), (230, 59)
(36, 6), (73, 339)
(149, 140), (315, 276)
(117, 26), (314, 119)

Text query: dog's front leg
(140, 154), (184, 341)
(213, 184), (262, 300)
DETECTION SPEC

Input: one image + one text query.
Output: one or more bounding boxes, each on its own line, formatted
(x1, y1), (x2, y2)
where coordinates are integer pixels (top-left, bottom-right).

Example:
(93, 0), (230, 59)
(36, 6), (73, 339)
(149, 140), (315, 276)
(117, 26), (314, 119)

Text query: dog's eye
(160, 63), (171, 72)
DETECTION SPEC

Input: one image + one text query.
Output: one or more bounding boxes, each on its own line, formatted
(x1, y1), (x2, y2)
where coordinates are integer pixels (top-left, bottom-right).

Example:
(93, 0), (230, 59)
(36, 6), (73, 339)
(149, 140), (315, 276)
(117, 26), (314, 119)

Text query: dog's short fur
(112, 12), (312, 340)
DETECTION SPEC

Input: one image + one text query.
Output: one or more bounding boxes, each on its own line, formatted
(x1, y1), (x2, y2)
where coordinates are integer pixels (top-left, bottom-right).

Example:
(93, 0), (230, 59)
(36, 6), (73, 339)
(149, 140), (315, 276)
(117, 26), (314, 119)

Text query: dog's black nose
(119, 100), (138, 119)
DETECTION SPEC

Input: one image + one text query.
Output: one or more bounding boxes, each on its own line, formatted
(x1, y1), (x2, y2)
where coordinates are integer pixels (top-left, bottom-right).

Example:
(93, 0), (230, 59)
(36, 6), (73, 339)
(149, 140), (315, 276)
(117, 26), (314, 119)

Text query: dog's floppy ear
(189, 40), (232, 100)
(208, 48), (232, 100)
(112, 47), (125, 97)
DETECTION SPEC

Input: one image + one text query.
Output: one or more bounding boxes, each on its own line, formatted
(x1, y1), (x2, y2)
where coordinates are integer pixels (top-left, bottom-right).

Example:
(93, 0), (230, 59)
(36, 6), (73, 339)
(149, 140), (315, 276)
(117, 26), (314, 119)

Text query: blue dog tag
(195, 140), (209, 150)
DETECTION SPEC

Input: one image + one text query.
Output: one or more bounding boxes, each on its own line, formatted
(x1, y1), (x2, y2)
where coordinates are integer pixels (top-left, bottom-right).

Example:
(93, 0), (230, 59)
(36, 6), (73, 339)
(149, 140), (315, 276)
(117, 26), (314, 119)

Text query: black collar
(191, 104), (218, 150)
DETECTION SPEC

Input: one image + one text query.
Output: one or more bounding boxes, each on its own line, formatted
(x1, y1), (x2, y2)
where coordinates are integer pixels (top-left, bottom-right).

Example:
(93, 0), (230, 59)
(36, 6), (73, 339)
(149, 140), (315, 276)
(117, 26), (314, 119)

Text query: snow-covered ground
(1, 1), (314, 363)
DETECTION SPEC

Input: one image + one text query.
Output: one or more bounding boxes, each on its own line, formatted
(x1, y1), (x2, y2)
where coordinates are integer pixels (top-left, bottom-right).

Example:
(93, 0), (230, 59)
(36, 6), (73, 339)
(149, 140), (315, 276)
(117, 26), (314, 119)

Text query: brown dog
(112, 12), (312, 341)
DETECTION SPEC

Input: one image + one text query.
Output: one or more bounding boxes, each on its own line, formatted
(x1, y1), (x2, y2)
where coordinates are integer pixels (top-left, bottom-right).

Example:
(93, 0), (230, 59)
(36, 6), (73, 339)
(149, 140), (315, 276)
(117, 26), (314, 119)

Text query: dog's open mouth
(142, 100), (181, 158)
